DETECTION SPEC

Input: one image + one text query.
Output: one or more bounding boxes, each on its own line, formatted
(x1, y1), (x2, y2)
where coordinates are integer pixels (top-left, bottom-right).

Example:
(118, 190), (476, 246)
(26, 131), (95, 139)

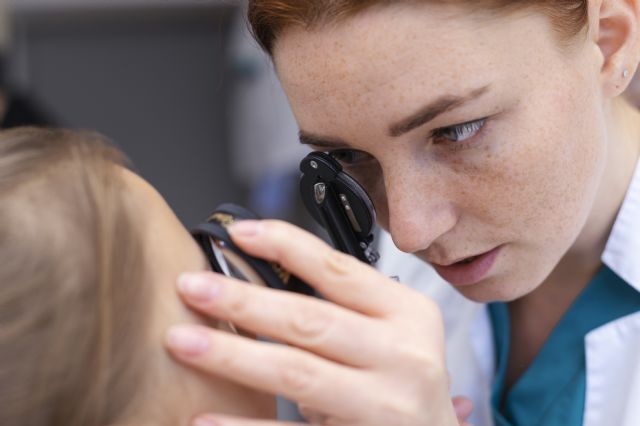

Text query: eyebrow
(388, 85), (490, 137)
(298, 85), (491, 149)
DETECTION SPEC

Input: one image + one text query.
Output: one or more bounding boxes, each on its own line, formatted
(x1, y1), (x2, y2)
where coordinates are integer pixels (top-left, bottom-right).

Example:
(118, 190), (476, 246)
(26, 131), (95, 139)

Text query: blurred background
(0, 0), (309, 228)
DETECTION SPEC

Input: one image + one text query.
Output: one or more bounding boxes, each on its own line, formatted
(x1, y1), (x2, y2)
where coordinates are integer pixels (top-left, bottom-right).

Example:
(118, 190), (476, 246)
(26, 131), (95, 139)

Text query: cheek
(345, 87), (604, 251)
(458, 93), (605, 246)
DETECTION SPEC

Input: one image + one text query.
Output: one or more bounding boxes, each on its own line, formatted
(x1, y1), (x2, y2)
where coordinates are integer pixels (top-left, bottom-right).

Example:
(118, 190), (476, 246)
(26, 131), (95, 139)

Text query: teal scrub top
(489, 265), (640, 426)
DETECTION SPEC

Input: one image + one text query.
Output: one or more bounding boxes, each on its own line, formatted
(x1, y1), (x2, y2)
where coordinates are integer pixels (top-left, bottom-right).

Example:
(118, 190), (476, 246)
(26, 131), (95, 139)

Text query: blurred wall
(0, 1), (8, 50)
(6, 2), (241, 226)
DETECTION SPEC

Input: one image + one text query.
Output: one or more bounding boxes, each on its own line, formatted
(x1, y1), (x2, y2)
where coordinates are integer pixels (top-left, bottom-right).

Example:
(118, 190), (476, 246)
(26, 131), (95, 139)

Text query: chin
(451, 274), (529, 304)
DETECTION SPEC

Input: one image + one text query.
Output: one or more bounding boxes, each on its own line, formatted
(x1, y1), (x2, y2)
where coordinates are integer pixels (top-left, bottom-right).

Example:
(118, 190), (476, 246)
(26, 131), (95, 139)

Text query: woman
(0, 127), (275, 425)
(166, 1), (640, 425)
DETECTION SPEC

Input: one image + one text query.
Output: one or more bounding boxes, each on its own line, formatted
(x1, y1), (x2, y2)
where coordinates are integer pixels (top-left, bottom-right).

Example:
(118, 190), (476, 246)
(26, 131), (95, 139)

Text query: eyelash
(431, 118), (487, 148)
(328, 117), (488, 165)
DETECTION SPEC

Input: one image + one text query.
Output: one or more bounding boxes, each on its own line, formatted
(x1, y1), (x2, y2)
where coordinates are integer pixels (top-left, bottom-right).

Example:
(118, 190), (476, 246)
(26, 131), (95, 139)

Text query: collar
(602, 158), (640, 292)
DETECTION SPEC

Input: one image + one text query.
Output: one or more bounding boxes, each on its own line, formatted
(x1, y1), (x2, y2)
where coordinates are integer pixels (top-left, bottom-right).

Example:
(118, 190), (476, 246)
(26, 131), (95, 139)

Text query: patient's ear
(589, 0), (640, 98)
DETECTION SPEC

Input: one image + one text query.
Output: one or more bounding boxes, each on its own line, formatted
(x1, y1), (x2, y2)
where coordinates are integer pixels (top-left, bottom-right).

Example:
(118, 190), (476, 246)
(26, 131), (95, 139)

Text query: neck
(114, 293), (276, 425)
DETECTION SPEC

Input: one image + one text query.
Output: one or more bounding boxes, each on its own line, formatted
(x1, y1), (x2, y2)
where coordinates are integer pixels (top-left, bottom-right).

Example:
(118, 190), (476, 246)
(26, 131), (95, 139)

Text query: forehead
(275, 4), (478, 83)
(273, 3), (556, 127)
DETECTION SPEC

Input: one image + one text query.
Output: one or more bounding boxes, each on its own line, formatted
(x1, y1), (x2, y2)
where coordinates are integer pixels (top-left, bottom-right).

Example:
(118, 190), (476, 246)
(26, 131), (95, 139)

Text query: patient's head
(0, 127), (275, 426)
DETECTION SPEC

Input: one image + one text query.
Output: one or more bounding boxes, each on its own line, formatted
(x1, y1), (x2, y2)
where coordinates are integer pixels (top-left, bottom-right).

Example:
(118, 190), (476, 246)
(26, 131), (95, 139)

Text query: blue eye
(433, 118), (486, 144)
(328, 149), (373, 165)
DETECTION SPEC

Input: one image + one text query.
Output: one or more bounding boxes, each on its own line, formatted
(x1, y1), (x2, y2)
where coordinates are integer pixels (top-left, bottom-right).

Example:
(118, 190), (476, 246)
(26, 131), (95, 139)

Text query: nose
(383, 169), (458, 254)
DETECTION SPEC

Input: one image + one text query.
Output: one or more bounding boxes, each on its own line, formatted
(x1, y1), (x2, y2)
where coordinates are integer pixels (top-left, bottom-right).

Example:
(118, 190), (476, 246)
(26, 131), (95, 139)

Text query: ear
(590, 0), (640, 98)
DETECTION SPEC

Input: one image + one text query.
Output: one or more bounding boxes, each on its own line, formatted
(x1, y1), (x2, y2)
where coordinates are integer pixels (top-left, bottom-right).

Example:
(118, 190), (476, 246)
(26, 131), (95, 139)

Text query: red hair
(248, 0), (588, 54)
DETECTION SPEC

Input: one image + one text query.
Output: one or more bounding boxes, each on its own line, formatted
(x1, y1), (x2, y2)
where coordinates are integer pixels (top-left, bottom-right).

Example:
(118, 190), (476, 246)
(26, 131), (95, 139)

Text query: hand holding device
(168, 221), (459, 426)
(191, 152), (379, 296)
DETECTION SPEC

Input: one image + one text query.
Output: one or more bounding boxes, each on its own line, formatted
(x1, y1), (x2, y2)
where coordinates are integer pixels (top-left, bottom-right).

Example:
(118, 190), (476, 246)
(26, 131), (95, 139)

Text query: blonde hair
(0, 128), (151, 425)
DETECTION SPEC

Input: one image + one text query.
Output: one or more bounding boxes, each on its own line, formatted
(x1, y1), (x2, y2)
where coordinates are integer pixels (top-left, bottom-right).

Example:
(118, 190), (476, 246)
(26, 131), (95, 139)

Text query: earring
(623, 69), (630, 78)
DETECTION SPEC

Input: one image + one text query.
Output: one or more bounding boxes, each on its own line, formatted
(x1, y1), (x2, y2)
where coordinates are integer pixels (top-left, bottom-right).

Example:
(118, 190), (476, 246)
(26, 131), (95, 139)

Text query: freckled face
(274, 4), (607, 302)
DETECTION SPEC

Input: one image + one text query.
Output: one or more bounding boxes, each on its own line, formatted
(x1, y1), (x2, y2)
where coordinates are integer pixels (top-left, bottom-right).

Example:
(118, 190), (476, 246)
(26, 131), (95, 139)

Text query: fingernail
(178, 273), (222, 302)
(192, 416), (220, 426)
(453, 397), (474, 419)
(166, 326), (211, 357)
(228, 220), (261, 237)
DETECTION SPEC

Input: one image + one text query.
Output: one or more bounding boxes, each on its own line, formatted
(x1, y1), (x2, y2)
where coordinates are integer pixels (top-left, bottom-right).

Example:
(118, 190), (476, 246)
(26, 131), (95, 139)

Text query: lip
(431, 245), (503, 287)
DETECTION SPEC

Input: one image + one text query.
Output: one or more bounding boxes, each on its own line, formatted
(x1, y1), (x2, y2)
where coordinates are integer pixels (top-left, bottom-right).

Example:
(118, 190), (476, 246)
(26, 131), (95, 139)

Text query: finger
(227, 219), (414, 317)
(177, 271), (390, 367)
(192, 414), (305, 426)
(452, 396), (474, 422)
(165, 324), (370, 418)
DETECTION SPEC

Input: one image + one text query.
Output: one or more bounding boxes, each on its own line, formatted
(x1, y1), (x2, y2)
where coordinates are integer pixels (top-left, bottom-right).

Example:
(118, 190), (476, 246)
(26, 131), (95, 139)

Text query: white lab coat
(378, 158), (640, 426)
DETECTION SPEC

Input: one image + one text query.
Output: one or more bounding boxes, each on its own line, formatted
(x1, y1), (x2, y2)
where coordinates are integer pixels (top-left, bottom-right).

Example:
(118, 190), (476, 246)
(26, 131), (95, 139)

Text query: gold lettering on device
(210, 213), (291, 286)
(211, 213), (235, 228)
(271, 263), (291, 285)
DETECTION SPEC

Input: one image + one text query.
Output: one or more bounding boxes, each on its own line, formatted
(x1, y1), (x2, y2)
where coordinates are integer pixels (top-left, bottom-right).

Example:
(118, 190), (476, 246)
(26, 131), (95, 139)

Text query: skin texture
(165, 1), (640, 425)
(116, 170), (276, 425)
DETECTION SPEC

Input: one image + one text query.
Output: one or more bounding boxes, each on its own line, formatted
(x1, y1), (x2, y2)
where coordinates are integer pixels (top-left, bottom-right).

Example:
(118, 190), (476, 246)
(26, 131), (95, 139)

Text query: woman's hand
(189, 396), (472, 426)
(299, 396), (473, 426)
(165, 220), (459, 426)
